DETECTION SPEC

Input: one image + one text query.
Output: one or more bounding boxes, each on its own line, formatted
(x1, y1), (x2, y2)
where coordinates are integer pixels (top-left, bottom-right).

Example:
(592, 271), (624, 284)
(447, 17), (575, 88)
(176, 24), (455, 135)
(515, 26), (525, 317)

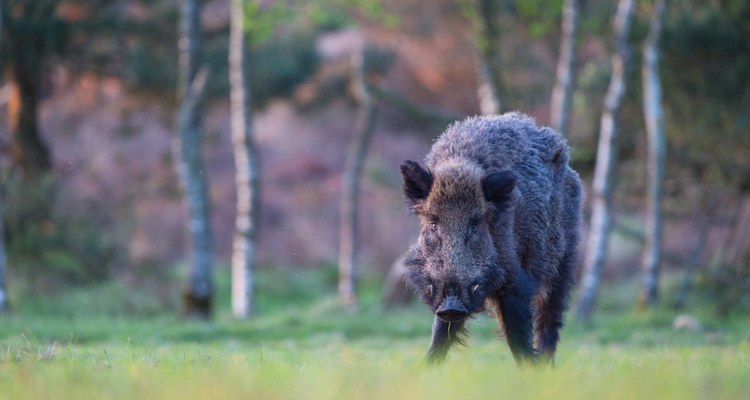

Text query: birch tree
(339, 52), (378, 311)
(177, 0), (214, 319)
(638, 0), (667, 307)
(550, 0), (579, 136)
(575, 0), (636, 322)
(229, 0), (261, 319)
(475, 0), (503, 115)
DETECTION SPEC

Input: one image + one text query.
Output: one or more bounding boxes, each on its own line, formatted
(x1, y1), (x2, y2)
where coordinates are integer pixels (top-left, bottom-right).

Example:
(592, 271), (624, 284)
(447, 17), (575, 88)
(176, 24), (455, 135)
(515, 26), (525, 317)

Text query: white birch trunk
(476, 0), (502, 115)
(550, 0), (579, 136)
(477, 60), (500, 115)
(177, 0), (214, 319)
(230, 0), (261, 319)
(638, 0), (667, 307)
(575, 0), (636, 322)
(338, 52), (378, 311)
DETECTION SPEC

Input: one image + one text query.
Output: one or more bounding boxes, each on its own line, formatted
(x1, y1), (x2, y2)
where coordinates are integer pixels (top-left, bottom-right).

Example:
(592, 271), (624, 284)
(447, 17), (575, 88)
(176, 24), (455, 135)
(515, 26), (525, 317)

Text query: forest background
(0, 0), (749, 397)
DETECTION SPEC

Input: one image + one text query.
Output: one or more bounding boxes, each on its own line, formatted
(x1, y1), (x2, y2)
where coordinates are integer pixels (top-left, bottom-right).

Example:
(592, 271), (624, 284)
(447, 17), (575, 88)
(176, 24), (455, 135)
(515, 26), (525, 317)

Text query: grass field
(1, 268), (749, 400)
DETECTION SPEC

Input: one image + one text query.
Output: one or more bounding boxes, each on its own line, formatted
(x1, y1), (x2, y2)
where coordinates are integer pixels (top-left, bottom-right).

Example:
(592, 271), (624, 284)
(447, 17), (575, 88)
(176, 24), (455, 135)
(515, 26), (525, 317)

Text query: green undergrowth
(1, 268), (749, 400)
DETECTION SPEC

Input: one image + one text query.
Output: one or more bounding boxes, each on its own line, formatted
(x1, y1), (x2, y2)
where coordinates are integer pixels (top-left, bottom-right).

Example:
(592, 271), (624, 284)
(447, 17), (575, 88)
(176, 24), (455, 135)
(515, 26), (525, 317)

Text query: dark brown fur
(400, 112), (583, 365)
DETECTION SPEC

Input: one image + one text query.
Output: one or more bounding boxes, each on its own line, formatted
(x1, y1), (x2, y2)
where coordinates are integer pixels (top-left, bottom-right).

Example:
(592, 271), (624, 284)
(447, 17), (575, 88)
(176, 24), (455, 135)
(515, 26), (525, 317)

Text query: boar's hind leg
(424, 315), (466, 365)
(535, 279), (568, 365)
(537, 242), (578, 365)
(496, 273), (537, 365)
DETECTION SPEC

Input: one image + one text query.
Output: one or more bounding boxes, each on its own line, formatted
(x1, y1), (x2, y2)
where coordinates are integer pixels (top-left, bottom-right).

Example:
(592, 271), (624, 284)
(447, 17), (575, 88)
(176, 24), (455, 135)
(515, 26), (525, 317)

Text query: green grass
(1, 268), (749, 400)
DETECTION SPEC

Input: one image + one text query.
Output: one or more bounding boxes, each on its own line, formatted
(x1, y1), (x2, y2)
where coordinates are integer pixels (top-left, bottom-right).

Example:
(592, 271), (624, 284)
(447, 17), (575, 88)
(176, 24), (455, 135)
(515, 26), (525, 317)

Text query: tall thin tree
(0, 180), (7, 314)
(550, 0), (579, 136)
(0, 3), (8, 314)
(575, 0), (636, 322)
(230, 0), (261, 319)
(338, 52), (378, 311)
(4, 0), (54, 177)
(638, 0), (667, 307)
(177, 0), (214, 319)
(475, 0), (503, 115)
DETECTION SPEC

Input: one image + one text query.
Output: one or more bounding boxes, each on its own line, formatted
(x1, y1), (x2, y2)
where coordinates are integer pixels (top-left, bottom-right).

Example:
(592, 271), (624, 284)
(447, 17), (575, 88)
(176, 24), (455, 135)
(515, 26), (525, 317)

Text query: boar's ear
(482, 170), (517, 209)
(399, 160), (433, 212)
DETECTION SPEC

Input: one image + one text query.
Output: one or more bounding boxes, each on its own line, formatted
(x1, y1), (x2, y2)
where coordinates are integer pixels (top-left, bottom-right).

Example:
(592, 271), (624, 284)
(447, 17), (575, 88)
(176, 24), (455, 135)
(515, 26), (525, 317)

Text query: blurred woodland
(0, 0), (748, 321)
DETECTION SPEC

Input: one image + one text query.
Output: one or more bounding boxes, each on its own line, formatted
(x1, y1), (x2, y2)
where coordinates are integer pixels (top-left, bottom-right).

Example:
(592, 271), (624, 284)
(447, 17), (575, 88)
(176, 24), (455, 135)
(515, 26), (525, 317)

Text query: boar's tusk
(427, 285), (433, 297)
(473, 285), (480, 293)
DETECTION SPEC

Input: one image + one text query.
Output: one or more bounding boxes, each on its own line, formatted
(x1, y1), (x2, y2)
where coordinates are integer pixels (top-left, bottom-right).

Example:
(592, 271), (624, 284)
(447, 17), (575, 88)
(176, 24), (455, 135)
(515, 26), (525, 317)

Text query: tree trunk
(229, 0), (261, 319)
(575, 0), (635, 322)
(8, 69), (52, 177)
(0, 4), (5, 314)
(476, 0), (503, 115)
(550, 0), (579, 136)
(638, 0), (668, 308)
(338, 53), (378, 311)
(5, 2), (53, 177)
(177, 0), (213, 319)
(0, 182), (6, 314)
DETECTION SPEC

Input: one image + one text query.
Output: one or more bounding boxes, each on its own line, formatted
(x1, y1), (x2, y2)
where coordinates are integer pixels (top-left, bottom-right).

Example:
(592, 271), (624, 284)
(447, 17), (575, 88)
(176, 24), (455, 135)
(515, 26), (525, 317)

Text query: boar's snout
(436, 296), (468, 322)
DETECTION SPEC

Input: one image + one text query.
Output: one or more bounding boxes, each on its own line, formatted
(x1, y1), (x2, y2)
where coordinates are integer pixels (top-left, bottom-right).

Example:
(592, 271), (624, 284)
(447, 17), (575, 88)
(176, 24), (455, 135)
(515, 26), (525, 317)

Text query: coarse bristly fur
(399, 112), (584, 366)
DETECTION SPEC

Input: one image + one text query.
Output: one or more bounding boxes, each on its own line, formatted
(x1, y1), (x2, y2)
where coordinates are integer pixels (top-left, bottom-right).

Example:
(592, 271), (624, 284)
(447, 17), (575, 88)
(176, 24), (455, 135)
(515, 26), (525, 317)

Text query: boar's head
(399, 159), (517, 322)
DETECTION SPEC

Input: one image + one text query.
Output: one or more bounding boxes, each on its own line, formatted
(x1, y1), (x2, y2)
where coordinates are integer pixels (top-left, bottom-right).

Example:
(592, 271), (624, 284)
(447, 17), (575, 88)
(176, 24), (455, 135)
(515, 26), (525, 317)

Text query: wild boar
(399, 112), (583, 365)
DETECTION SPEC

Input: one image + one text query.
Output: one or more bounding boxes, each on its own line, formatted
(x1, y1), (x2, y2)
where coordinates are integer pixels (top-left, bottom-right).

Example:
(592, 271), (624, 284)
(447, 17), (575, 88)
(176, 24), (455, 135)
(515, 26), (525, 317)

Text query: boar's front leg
(495, 272), (537, 364)
(424, 315), (466, 365)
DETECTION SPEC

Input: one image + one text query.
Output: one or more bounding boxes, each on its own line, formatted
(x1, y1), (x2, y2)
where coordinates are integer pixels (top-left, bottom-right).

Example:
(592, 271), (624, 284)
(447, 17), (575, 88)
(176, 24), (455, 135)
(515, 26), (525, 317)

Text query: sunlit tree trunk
(230, 0), (261, 319)
(177, 0), (213, 319)
(550, 0), (579, 136)
(339, 53), (378, 311)
(638, 0), (667, 307)
(476, 0), (502, 115)
(575, 0), (635, 322)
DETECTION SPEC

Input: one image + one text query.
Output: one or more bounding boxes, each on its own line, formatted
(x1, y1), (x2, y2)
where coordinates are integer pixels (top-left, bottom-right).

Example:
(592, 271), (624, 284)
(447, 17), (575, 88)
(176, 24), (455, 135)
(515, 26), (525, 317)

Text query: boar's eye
(469, 224), (477, 234)
(430, 223), (439, 233)
(426, 284), (433, 297)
